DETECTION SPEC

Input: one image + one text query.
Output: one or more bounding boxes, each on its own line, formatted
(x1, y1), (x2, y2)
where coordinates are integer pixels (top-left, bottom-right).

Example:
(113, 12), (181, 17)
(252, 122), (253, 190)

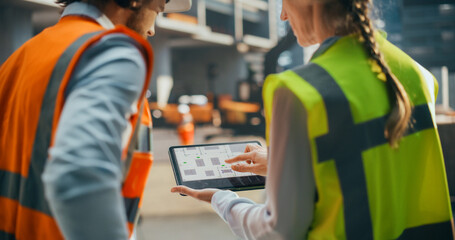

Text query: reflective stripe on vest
(137, 123), (153, 153)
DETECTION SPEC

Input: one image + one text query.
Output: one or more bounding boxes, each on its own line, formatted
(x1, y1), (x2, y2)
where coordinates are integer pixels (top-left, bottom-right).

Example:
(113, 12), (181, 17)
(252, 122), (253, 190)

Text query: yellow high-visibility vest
(263, 32), (454, 239)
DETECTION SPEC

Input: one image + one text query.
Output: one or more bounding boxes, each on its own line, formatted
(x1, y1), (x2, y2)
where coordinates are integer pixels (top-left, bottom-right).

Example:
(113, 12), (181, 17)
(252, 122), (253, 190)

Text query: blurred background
(1, 0), (454, 239)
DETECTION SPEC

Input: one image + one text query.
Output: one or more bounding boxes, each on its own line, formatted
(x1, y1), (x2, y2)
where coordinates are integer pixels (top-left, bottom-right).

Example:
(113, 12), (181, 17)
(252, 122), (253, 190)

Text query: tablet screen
(169, 141), (265, 191)
(173, 143), (256, 182)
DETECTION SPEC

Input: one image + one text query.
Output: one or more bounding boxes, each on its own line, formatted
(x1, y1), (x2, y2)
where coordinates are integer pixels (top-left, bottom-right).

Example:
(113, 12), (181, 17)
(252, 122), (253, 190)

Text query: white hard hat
(164, 0), (192, 13)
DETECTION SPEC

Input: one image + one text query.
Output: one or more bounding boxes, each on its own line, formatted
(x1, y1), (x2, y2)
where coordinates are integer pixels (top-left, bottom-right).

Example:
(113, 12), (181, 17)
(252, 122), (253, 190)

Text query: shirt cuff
(211, 190), (256, 222)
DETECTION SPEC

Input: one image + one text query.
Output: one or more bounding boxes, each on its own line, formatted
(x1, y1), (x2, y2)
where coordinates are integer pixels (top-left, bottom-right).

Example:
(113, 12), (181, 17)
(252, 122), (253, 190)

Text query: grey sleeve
(271, 87), (315, 239)
(42, 34), (146, 240)
(211, 87), (316, 239)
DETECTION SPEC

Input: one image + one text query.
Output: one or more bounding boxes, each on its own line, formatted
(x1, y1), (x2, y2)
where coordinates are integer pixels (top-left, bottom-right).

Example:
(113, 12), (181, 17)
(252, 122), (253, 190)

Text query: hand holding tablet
(168, 141), (266, 192)
(170, 185), (218, 202)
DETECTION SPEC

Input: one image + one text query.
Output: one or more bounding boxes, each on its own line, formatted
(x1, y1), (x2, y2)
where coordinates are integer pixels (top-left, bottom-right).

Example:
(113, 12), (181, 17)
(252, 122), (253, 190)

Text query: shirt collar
(310, 36), (341, 61)
(61, 1), (115, 29)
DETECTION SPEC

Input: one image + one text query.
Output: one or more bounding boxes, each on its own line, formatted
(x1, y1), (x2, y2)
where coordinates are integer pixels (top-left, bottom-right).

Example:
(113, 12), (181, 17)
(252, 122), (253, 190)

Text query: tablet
(168, 141), (266, 191)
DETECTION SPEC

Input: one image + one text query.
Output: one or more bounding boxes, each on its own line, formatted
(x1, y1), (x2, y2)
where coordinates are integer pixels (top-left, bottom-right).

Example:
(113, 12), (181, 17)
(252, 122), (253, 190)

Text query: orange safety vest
(0, 16), (154, 239)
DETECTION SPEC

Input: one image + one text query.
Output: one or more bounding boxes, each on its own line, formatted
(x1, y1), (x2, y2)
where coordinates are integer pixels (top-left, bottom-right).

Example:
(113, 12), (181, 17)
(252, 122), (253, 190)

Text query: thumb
(245, 144), (260, 152)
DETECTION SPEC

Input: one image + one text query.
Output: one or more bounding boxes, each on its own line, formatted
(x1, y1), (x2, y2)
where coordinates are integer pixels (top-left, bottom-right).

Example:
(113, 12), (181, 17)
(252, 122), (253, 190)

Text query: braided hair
(336, 0), (412, 148)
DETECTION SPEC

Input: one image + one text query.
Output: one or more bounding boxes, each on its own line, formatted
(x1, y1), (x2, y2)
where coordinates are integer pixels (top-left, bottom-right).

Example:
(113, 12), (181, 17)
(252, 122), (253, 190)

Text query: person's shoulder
(265, 68), (302, 84)
(264, 68), (305, 104)
(66, 32), (148, 94)
(82, 32), (147, 73)
(264, 64), (320, 94)
(102, 30), (148, 49)
(290, 63), (315, 74)
(96, 32), (145, 57)
(274, 87), (299, 103)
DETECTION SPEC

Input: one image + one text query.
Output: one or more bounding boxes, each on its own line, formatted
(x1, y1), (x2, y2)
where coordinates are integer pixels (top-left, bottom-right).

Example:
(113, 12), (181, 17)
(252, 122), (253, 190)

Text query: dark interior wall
(169, 46), (248, 102)
(401, 2), (455, 70)
(0, 7), (33, 64)
(438, 123), (455, 199)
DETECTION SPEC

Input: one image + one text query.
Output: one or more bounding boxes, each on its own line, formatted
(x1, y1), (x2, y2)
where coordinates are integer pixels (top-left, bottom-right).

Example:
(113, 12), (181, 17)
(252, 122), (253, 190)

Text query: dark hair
(55, 0), (78, 6)
(324, 0), (412, 148)
(55, 0), (131, 9)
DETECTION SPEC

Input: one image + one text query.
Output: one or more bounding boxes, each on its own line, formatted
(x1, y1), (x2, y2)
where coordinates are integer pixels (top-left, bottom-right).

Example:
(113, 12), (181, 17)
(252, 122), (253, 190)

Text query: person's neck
(312, 3), (338, 44)
(316, 30), (336, 44)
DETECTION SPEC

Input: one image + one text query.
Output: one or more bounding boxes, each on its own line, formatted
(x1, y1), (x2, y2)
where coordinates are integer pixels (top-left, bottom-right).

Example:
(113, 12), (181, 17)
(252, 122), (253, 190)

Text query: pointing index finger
(231, 163), (255, 173)
(225, 151), (254, 164)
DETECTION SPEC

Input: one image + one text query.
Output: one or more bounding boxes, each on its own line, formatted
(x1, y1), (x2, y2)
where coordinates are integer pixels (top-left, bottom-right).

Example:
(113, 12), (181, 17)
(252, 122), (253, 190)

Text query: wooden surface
(149, 102), (213, 125)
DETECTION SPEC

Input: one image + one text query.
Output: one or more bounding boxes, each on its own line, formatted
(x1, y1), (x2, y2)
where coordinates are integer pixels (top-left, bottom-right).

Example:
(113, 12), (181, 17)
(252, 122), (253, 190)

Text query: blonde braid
(350, 0), (412, 148)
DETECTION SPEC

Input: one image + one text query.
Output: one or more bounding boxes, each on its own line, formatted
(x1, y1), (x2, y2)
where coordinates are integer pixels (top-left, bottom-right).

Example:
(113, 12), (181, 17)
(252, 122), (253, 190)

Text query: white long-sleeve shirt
(211, 88), (316, 239)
